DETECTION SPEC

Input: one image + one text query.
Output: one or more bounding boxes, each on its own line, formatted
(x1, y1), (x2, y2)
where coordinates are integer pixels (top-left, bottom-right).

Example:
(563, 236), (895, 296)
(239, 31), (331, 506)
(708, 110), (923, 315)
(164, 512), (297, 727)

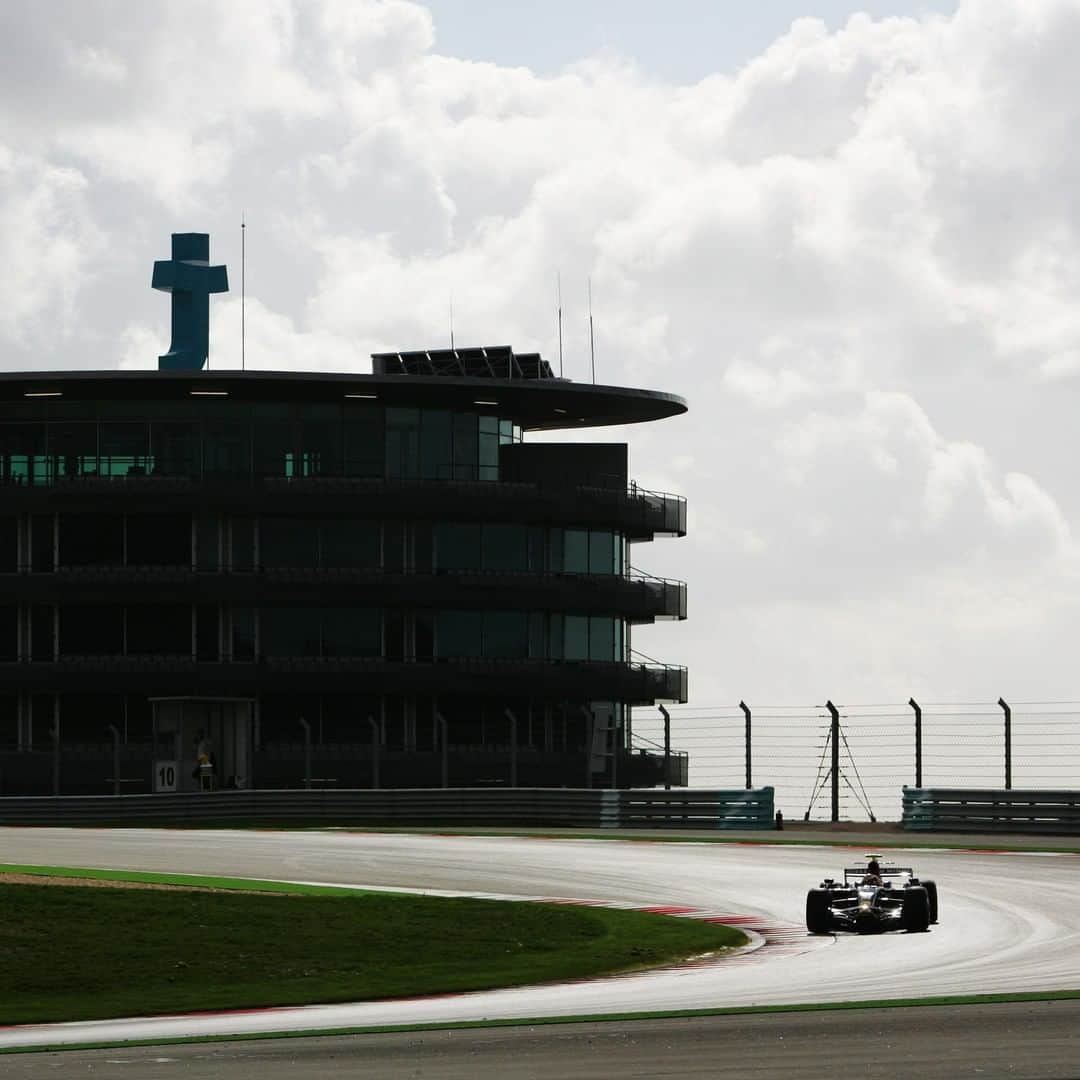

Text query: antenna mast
(588, 276), (595, 384)
(241, 214), (246, 371)
(557, 272), (564, 377)
(449, 297), (455, 351)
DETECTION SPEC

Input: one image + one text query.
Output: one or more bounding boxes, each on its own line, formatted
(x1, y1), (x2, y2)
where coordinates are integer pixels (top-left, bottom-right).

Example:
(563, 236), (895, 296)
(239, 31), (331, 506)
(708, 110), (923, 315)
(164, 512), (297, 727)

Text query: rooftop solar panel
(371, 345), (555, 381)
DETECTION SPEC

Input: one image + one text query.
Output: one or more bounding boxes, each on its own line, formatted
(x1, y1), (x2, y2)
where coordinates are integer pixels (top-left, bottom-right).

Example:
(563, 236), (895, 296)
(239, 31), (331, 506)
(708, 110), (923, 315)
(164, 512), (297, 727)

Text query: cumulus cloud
(3, 0), (1080, 703)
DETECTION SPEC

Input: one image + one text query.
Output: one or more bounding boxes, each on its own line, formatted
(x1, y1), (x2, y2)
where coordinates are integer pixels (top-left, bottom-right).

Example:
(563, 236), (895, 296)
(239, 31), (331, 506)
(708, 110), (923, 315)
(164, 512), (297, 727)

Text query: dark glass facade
(0, 366), (687, 794)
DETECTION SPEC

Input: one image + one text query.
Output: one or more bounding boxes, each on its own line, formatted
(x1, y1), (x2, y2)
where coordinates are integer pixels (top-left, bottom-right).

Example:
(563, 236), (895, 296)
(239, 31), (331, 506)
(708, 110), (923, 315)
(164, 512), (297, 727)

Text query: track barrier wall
(902, 787), (1080, 834)
(0, 786), (774, 830)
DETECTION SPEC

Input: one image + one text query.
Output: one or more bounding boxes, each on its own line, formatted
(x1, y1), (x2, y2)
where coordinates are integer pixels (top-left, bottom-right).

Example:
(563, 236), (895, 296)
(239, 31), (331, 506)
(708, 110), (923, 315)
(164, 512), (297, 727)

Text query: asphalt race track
(2, 828), (1079, 1073)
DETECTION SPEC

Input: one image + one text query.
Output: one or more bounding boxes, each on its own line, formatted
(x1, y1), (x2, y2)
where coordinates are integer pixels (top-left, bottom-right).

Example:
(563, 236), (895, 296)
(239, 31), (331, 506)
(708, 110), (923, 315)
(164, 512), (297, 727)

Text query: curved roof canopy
(0, 369), (686, 431)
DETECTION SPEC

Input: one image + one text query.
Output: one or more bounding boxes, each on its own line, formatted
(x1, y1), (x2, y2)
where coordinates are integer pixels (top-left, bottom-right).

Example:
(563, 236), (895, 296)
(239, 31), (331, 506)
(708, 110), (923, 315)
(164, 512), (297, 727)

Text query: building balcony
(1, 474), (686, 540)
(2, 567), (686, 622)
(1, 656), (688, 705)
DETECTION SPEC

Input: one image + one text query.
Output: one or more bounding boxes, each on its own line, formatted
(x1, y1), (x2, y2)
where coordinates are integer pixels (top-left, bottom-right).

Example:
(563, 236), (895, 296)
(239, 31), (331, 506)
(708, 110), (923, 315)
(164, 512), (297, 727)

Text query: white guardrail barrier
(903, 786), (1080, 834)
(0, 787), (775, 830)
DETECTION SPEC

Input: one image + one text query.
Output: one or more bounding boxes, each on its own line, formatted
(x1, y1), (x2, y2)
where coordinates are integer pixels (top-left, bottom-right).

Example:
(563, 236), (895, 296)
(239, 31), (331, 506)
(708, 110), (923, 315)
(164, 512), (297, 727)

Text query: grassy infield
(5, 830), (1080, 1053)
(0, 864), (743, 1027)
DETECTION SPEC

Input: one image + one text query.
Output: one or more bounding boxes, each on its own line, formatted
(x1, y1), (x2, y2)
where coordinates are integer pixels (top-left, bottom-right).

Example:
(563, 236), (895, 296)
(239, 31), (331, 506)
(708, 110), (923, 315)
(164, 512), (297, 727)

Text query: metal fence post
(581, 706), (594, 788)
(435, 711), (448, 789)
(298, 716), (311, 790)
(658, 705), (670, 790)
(51, 704), (60, 797)
(739, 700), (752, 789)
(826, 701), (840, 822)
(909, 697), (922, 788)
(998, 697), (1012, 790)
(107, 723), (121, 796)
(504, 708), (518, 788)
(367, 715), (380, 789)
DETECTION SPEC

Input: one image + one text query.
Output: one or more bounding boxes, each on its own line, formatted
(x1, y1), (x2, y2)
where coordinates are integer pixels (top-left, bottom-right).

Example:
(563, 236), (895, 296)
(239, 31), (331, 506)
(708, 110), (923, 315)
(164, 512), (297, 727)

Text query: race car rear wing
(842, 865), (914, 883)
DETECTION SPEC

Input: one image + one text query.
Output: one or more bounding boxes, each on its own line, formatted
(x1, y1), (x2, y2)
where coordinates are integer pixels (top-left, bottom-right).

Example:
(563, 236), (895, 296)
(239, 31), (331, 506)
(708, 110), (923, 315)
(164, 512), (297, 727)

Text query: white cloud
(4, 0), (1080, 703)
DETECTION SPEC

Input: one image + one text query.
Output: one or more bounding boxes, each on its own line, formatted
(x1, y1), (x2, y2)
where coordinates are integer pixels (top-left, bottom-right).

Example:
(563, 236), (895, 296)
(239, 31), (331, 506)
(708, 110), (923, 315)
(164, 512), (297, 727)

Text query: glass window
(564, 614), (588, 660)
(589, 617), (616, 662)
(253, 420), (293, 477)
(230, 517), (254, 571)
(0, 516), (16, 572)
(588, 530), (615, 574)
(127, 604), (190, 655)
(415, 611), (434, 660)
(99, 422), (150, 476)
(435, 523), (481, 570)
(60, 604), (122, 656)
(548, 528), (564, 573)
(203, 421), (250, 477)
(322, 608), (381, 658)
(261, 607), (320, 657)
(299, 410), (341, 477)
(548, 613), (563, 659)
(386, 409), (419, 478)
(436, 610), (483, 658)
(0, 422), (44, 484)
(48, 422), (98, 478)
(344, 405), (384, 477)
(153, 422), (199, 478)
(261, 517), (318, 568)
(452, 413), (478, 480)
(482, 523), (527, 571)
(321, 519), (380, 568)
(420, 409), (452, 480)
(528, 612), (545, 659)
(127, 513), (191, 567)
(196, 515), (219, 571)
(232, 607), (255, 661)
(564, 529), (589, 573)
(59, 513), (123, 566)
(484, 611), (528, 658)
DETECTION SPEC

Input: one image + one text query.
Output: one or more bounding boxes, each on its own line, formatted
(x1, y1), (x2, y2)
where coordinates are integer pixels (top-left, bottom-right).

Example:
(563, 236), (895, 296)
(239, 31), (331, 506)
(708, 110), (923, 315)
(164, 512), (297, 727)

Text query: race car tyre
(806, 889), (832, 934)
(902, 886), (930, 932)
(922, 879), (939, 924)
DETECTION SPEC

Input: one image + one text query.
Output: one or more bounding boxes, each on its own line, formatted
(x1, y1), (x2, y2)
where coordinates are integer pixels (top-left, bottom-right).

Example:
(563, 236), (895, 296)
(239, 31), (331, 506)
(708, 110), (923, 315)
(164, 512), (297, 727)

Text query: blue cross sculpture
(152, 233), (228, 371)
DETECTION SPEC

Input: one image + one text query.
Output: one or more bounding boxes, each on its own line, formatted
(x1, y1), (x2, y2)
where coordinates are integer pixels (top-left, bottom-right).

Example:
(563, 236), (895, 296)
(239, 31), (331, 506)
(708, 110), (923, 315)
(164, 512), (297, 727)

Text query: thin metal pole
(505, 708), (518, 788)
(241, 215), (245, 371)
(588, 277), (595, 384)
(826, 701), (840, 823)
(107, 723), (120, 796)
(739, 700), (751, 789)
(999, 697), (1012, 790)
(909, 698), (923, 788)
(581, 706), (594, 788)
(611, 711), (618, 790)
(435, 711), (448, 789)
(51, 699), (60, 797)
(557, 272), (563, 378)
(658, 705), (670, 790)
(367, 715), (380, 789)
(299, 716), (311, 790)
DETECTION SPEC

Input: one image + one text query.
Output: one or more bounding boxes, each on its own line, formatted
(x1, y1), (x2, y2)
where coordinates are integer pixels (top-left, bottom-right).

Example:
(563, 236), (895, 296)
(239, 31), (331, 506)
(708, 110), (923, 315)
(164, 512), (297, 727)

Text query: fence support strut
(909, 698), (922, 788)
(826, 701), (840, 823)
(367, 715), (380, 789)
(998, 697), (1012, 790)
(504, 709), (518, 788)
(107, 724), (120, 796)
(435, 712), (448, 789)
(739, 700), (752, 789)
(299, 717), (311, 790)
(581, 706), (594, 789)
(658, 705), (671, 790)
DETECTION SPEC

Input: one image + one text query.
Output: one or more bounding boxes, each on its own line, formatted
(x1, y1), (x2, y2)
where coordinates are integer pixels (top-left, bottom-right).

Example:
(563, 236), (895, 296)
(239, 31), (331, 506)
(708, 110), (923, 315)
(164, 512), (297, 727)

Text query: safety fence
(630, 698), (1080, 822)
(902, 787), (1080, 835)
(0, 786), (774, 830)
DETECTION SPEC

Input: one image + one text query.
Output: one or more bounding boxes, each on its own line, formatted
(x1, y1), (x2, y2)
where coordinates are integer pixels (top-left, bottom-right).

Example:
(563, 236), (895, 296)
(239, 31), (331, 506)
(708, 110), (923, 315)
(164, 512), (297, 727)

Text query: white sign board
(154, 760), (178, 792)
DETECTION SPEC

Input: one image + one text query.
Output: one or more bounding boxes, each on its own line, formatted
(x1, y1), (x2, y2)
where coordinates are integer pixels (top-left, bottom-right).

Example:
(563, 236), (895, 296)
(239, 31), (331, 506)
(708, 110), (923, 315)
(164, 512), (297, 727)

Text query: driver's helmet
(867, 859), (881, 876)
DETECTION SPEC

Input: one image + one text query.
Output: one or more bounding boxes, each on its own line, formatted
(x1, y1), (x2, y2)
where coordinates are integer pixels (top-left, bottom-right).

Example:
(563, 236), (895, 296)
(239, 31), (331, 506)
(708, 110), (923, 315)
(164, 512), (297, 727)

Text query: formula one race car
(806, 855), (938, 934)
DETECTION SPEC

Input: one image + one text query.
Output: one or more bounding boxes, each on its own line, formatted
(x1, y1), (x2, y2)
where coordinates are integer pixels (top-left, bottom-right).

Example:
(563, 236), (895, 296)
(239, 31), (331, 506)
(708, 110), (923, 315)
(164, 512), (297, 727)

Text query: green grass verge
(0, 874), (744, 1026)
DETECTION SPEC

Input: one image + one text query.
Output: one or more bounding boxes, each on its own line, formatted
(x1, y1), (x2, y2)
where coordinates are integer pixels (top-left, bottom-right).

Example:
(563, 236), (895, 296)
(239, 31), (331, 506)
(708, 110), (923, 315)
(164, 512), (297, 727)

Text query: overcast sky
(2, 0), (1078, 710)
